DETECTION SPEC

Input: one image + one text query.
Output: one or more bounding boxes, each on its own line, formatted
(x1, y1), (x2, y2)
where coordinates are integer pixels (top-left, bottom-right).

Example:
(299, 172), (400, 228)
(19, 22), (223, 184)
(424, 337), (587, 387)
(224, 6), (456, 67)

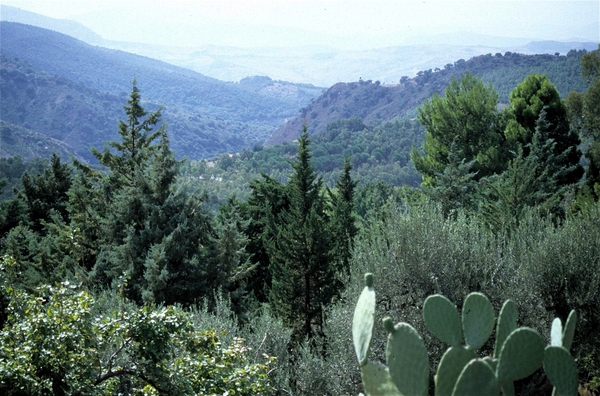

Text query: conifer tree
(479, 110), (575, 230)
(242, 175), (289, 303)
(505, 74), (583, 186)
(84, 82), (213, 305)
(19, 153), (72, 233)
(329, 157), (358, 274)
(267, 129), (339, 340)
(411, 73), (507, 187)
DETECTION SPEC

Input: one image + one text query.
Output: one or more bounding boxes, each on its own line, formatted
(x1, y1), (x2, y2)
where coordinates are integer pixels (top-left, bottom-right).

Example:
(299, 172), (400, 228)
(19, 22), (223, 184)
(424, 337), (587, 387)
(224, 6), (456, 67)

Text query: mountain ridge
(267, 50), (591, 145)
(0, 22), (324, 161)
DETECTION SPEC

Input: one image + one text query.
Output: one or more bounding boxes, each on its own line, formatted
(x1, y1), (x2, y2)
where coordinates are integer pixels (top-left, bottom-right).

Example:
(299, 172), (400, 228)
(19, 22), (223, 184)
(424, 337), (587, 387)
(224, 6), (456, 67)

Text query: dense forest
(1, 44), (600, 395)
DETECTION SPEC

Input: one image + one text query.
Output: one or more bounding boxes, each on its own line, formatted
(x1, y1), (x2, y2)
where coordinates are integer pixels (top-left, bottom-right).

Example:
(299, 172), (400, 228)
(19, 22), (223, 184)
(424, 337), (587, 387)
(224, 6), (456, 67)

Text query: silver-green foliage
(352, 273), (579, 396)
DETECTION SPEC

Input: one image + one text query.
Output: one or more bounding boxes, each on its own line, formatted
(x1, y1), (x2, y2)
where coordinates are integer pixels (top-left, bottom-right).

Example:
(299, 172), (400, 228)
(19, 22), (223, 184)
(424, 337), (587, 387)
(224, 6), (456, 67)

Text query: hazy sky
(3, 0), (599, 49)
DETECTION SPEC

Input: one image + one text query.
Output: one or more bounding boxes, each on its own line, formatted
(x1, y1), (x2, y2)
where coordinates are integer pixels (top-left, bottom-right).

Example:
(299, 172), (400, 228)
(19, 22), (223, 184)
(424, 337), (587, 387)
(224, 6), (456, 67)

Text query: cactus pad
(452, 359), (500, 396)
(423, 294), (462, 346)
(550, 318), (563, 346)
(435, 346), (476, 396)
(462, 292), (495, 350)
(352, 273), (376, 366)
(495, 300), (518, 358)
(543, 346), (578, 396)
(386, 322), (430, 396)
(496, 327), (544, 381)
(562, 310), (577, 351)
(360, 361), (401, 396)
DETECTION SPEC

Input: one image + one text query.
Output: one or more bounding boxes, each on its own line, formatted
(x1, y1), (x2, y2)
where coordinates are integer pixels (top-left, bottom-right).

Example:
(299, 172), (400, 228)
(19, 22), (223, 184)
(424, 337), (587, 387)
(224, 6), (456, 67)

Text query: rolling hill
(267, 50), (591, 145)
(0, 22), (324, 161)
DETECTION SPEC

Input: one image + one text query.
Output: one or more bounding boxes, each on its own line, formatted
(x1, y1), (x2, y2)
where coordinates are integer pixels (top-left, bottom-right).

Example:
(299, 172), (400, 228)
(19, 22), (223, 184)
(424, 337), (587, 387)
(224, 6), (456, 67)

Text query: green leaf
(462, 292), (495, 350)
(562, 310), (577, 351)
(423, 294), (462, 346)
(494, 300), (517, 358)
(360, 361), (401, 396)
(452, 359), (500, 396)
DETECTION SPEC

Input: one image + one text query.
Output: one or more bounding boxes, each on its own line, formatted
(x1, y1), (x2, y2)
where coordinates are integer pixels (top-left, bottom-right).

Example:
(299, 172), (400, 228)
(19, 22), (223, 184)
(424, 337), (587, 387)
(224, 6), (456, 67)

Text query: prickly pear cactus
(352, 273), (375, 366)
(351, 274), (579, 396)
(423, 294), (462, 347)
(544, 310), (578, 396)
(384, 318), (429, 396)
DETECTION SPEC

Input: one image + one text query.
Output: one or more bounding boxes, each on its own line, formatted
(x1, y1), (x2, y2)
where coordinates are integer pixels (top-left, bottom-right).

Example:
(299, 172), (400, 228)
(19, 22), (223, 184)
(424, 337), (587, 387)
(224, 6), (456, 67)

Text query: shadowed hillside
(0, 22), (324, 160)
(267, 50), (589, 145)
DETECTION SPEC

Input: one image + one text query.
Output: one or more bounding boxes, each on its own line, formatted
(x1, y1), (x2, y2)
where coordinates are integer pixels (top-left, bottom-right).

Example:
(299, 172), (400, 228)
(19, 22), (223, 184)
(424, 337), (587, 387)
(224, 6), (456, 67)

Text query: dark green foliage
(505, 74), (583, 186)
(329, 157), (359, 273)
(267, 130), (341, 340)
(567, 46), (600, 201)
(478, 110), (579, 230)
(19, 153), (72, 232)
(412, 73), (508, 187)
(242, 174), (289, 303)
(423, 142), (479, 217)
(91, 90), (213, 304)
(210, 197), (256, 321)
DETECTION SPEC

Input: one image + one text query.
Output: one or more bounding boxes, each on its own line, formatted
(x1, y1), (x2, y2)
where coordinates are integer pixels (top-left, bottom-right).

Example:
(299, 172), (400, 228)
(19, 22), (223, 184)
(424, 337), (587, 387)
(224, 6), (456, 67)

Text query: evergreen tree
(19, 153), (72, 233)
(411, 72), (507, 187)
(211, 197), (256, 321)
(267, 129), (339, 340)
(84, 82), (213, 305)
(329, 157), (358, 274)
(505, 74), (583, 186)
(424, 141), (479, 218)
(566, 46), (600, 198)
(479, 110), (575, 230)
(241, 174), (289, 303)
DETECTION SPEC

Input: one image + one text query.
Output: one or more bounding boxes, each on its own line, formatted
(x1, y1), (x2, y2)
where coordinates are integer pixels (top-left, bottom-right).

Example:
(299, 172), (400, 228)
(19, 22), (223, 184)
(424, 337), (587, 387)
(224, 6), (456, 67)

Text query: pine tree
(505, 74), (583, 186)
(329, 157), (358, 274)
(478, 110), (575, 230)
(267, 128), (339, 340)
(19, 153), (72, 233)
(84, 82), (213, 305)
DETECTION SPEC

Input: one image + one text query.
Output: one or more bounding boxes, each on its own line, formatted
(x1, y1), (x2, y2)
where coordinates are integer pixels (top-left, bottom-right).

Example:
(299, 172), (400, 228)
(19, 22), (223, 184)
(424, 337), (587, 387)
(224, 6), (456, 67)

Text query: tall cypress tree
(329, 157), (358, 274)
(267, 128), (339, 340)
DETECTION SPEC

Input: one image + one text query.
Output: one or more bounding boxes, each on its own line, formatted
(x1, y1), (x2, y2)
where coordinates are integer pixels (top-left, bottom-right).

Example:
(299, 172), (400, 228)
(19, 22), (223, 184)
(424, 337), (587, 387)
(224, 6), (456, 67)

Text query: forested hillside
(269, 50), (589, 145)
(1, 47), (600, 394)
(0, 22), (324, 161)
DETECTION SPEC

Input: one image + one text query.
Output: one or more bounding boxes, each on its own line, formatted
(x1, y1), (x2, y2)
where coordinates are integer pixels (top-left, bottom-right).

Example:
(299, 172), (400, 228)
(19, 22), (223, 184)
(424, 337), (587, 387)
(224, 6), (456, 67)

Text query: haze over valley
(1, 2), (597, 162)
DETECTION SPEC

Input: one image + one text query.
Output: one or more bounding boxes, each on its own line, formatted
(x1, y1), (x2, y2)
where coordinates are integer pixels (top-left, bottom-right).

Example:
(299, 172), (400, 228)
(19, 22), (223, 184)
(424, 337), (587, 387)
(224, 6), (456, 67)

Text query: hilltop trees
(567, 45), (600, 198)
(411, 72), (507, 187)
(506, 74), (583, 186)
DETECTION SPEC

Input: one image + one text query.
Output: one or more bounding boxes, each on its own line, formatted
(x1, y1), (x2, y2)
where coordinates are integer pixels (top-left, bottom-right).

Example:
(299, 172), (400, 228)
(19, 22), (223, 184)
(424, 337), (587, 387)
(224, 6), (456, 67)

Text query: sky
(2, 0), (599, 49)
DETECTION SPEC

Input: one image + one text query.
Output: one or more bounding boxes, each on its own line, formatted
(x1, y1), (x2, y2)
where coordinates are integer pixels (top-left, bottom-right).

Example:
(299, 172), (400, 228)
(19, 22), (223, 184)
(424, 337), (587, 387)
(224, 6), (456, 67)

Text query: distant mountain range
(1, 5), (597, 86)
(0, 21), (323, 161)
(0, 5), (597, 164)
